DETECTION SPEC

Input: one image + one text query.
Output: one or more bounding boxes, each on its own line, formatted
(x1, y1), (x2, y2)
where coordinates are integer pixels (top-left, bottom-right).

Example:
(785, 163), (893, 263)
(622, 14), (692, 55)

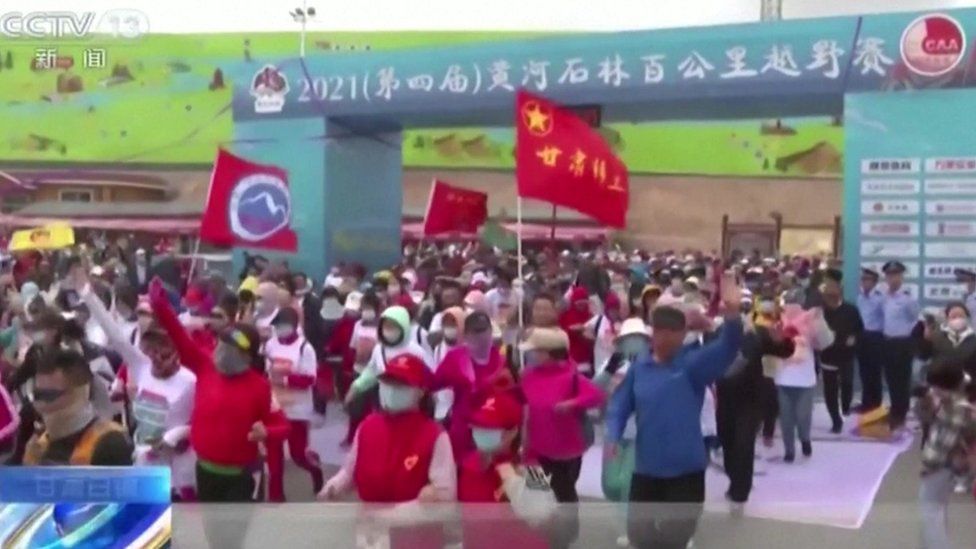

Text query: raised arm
(149, 278), (209, 375)
(79, 283), (147, 378)
(685, 317), (744, 389)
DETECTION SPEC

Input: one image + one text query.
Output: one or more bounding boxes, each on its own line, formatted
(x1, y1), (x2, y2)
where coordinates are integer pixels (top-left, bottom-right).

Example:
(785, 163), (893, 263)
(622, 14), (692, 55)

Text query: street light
(289, 1), (316, 58)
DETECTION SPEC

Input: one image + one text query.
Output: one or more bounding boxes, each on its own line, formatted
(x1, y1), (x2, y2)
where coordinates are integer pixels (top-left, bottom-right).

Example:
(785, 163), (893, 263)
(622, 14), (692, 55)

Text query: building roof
(12, 200), (204, 218)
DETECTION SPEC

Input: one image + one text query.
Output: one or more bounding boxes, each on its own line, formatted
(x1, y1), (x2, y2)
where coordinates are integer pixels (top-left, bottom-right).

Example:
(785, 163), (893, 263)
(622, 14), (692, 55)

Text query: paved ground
(172, 437), (976, 548)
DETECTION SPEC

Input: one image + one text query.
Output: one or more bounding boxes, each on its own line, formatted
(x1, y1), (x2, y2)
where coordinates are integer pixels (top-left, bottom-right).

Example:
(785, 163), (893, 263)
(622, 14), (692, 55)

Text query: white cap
(471, 272), (490, 286)
(344, 291), (363, 312)
(617, 318), (651, 339)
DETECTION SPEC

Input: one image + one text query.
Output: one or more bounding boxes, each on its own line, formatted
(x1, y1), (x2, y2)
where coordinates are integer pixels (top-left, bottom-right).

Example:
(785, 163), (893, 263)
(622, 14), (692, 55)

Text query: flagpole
(516, 196), (524, 332)
(186, 236), (202, 283)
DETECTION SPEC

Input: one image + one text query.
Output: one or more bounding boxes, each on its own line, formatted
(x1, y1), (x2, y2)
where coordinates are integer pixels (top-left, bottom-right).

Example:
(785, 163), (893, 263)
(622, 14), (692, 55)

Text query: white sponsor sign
(860, 158), (920, 175)
(925, 221), (976, 237)
(861, 241), (921, 258)
(860, 200), (920, 216)
(863, 261), (920, 278)
(924, 283), (967, 302)
(925, 242), (976, 258)
(924, 179), (976, 195)
(861, 221), (919, 237)
(926, 200), (976, 216)
(925, 157), (976, 174)
(924, 262), (976, 280)
(860, 179), (921, 195)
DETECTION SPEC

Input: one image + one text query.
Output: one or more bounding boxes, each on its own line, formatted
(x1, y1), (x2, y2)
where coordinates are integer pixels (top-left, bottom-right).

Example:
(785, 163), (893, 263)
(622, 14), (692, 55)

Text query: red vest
(458, 451), (508, 503)
(354, 410), (441, 503)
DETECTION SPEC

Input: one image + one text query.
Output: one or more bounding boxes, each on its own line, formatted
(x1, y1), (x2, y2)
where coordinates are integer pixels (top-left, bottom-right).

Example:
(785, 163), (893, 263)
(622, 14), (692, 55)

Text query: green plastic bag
(601, 439), (635, 502)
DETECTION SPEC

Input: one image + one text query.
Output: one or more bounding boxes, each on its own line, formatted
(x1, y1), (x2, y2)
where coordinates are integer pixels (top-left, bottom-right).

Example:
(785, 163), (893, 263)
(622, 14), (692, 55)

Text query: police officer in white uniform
(955, 268), (976, 324)
(880, 261), (920, 430)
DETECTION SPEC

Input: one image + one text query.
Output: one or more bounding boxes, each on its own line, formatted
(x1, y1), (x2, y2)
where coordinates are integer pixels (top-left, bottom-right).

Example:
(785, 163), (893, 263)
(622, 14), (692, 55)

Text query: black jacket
(718, 324), (795, 404)
(919, 329), (976, 376)
(820, 302), (864, 366)
(300, 293), (325, 361)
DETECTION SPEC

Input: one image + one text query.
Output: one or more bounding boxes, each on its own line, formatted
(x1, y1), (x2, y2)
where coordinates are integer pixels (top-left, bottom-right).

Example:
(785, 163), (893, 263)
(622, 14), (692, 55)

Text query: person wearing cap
(856, 267), (885, 412)
(520, 327), (604, 548)
(954, 268), (976, 323)
(148, 278), (283, 502)
(594, 317), (651, 546)
(263, 307), (323, 502)
(819, 274), (864, 433)
(881, 260), (921, 429)
(457, 389), (557, 549)
(639, 285), (663, 325)
(318, 352), (456, 507)
(520, 328), (605, 501)
(77, 270), (197, 498)
(605, 273), (743, 549)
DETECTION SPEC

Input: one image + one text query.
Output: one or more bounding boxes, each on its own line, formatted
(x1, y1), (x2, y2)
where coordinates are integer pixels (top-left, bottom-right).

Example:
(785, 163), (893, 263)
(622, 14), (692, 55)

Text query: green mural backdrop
(0, 31), (841, 176)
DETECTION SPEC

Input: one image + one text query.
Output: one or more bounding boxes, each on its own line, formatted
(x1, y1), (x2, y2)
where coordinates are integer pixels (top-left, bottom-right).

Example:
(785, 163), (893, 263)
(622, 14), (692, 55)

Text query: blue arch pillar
(231, 116), (402, 282)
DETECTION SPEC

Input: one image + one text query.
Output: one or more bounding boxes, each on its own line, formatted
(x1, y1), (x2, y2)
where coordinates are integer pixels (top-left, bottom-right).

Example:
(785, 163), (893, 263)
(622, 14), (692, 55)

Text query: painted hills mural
(0, 32), (841, 176)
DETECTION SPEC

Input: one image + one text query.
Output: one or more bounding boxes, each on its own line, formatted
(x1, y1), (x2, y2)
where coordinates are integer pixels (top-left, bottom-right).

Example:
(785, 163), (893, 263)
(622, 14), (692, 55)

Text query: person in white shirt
(348, 305), (433, 400)
(263, 307), (323, 502)
(585, 292), (624, 372)
(775, 305), (834, 462)
(430, 307), (467, 422)
(78, 276), (197, 499)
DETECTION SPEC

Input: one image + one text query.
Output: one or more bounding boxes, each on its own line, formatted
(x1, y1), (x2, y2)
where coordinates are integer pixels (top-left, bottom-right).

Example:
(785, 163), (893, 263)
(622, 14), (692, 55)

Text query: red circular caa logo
(900, 13), (967, 77)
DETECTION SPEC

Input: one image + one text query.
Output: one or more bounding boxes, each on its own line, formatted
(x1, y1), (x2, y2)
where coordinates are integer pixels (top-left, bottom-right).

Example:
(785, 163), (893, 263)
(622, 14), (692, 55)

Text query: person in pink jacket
(520, 327), (605, 502)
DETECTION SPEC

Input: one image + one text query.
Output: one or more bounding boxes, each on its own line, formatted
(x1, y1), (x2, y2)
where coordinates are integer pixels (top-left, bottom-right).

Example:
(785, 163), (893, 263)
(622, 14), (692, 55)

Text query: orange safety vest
(23, 419), (125, 466)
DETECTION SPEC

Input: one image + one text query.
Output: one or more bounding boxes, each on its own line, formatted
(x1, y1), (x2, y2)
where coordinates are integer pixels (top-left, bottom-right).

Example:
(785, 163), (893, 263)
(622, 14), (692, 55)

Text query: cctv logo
(0, 10), (149, 39)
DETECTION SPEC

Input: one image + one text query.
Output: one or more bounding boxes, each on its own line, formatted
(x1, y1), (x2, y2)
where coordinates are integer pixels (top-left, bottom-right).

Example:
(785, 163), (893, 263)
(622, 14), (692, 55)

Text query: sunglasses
(32, 388), (68, 403)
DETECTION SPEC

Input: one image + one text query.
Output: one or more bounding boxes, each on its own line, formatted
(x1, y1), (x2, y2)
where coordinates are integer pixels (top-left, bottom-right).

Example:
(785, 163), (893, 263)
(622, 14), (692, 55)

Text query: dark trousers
(538, 456), (582, 549)
(857, 331), (884, 409)
(716, 394), (761, 503)
(883, 336), (915, 425)
(196, 464), (256, 502)
(628, 471), (705, 549)
(822, 359), (854, 426)
(761, 378), (779, 440)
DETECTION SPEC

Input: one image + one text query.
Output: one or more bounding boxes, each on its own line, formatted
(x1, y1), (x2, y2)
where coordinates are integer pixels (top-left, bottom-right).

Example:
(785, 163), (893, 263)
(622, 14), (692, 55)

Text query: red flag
(422, 179), (489, 236)
(515, 90), (629, 228)
(200, 149), (298, 252)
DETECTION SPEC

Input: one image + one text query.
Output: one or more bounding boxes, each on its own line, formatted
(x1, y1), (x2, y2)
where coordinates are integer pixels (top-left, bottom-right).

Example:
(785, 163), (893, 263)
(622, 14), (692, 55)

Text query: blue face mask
(471, 427), (504, 453)
(378, 382), (420, 413)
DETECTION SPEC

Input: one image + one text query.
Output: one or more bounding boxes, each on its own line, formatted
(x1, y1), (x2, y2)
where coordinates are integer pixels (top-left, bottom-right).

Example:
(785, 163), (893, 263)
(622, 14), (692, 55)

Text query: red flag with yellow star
(515, 90), (628, 228)
(422, 179), (489, 236)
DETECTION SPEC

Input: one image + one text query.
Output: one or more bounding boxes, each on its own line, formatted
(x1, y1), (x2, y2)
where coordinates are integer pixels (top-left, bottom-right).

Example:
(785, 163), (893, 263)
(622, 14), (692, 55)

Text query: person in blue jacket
(605, 273), (743, 549)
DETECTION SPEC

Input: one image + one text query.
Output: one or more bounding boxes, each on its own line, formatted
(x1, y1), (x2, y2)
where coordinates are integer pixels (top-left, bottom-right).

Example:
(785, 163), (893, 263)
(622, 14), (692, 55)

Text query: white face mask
(378, 382), (421, 413)
(275, 324), (296, 339)
(443, 327), (459, 342)
(361, 310), (377, 322)
(320, 299), (344, 320)
(948, 317), (969, 333)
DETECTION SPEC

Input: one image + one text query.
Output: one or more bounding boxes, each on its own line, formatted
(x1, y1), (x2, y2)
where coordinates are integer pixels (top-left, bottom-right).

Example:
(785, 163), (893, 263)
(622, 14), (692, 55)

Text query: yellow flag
(9, 223), (75, 252)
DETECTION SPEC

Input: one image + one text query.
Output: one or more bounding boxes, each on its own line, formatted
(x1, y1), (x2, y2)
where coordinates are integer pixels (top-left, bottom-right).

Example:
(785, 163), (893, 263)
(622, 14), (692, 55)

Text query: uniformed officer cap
(954, 268), (976, 282)
(882, 261), (906, 275)
(861, 267), (879, 280)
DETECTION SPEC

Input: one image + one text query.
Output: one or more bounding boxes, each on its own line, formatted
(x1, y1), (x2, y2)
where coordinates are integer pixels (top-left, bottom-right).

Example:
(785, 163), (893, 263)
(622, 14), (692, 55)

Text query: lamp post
(289, 1), (316, 58)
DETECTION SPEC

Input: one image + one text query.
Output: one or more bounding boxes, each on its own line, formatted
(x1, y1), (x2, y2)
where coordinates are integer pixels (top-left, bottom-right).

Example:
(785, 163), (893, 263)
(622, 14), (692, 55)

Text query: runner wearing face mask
(430, 307), (467, 422)
(148, 278), (285, 502)
(319, 353), (456, 526)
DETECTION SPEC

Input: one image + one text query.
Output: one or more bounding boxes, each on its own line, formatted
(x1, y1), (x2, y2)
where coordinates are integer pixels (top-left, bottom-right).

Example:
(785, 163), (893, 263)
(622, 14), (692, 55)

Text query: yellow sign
(9, 223), (75, 252)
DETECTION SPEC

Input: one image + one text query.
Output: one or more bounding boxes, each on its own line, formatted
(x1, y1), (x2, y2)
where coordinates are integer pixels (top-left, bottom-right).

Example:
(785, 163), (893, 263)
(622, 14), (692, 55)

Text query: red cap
(379, 353), (430, 389)
(570, 286), (589, 303)
(469, 390), (523, 430)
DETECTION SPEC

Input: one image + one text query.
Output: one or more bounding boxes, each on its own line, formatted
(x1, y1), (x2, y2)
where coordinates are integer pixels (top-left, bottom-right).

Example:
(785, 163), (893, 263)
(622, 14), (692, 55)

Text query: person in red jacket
(148, 278), (283, 502)
(318, 352), (456, 504)
(458, 389), (556, 549)
(560, 286), (594, 376)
